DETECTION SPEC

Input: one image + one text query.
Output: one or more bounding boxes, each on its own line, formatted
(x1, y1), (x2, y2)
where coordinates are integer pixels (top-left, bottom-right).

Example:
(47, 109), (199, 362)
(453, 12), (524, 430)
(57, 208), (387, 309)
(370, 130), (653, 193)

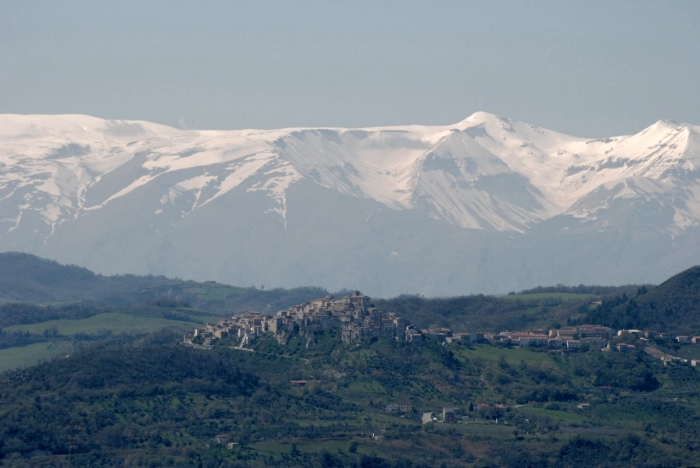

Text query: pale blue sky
(1, 1), (698, 137)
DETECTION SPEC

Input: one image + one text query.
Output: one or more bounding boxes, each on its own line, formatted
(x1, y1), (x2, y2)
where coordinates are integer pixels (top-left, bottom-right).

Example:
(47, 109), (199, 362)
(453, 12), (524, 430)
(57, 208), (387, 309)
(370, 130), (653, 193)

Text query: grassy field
(340, 380), (390, 402)
(0, 341), (74, 373)
(0, 308), (223, 373)
(5, 311), (217, 336)
(182, 282), (251, 301)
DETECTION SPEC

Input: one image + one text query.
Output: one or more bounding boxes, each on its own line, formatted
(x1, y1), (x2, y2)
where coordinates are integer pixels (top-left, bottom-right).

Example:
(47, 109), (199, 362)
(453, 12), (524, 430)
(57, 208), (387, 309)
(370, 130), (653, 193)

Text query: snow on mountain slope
(456, 113), (699, 207)
(274, 127), (427, 210)
(556, 121), (700, 233)
(0, 115), (294, 241)
(274, 126), (554, 231)
(1, 112), (699, 295)
(2, 112), (698, 238)
(408, 130), (556, 231)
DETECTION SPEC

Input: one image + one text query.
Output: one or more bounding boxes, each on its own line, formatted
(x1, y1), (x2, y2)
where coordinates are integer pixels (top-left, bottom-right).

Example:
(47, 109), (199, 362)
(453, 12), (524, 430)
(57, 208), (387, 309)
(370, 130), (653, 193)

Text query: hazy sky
(2, 1), (699, 137)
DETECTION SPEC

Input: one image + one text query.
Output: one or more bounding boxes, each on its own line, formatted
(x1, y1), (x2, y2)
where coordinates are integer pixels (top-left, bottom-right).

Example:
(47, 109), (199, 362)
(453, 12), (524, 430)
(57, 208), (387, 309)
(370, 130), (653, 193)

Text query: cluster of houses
(614, 328), (700, 366)
(422, 324), (616, 350)
(423, 324), (700, 361)
(615, 328), (700, 346)
(184, 291), (413, 346)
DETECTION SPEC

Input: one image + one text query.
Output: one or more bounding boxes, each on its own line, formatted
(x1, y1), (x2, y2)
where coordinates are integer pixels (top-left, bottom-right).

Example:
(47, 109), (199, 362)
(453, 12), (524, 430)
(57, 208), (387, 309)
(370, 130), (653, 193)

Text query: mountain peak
(644, 119), (685, 134)
(457, 111), (508, 126)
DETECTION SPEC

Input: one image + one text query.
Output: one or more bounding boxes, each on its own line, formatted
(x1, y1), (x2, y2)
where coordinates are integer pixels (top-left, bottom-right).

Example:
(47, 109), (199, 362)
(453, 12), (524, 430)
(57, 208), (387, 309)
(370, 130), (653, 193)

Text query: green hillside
(0, 252), (104, 303)
(581, 266), (700, 334)
(0, 329), (698, 467)
(0, 302), (222, 372)
(376, 293), (593, 332)
(0, 252), (327, 312)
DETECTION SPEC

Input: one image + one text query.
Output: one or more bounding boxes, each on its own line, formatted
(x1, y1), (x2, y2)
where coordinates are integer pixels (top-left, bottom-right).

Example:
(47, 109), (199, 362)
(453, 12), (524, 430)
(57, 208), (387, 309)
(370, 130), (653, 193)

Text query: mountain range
(1, 112), (699, 296)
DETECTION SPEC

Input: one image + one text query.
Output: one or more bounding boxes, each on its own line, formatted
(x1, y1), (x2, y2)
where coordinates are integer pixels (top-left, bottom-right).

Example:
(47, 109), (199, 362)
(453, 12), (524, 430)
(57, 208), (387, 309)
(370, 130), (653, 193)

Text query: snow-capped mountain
(1, 112), (699, 296)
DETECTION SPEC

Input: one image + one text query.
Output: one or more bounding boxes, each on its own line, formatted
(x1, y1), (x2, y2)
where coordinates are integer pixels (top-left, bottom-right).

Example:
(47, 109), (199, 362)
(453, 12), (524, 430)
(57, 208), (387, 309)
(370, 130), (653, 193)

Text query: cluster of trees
(375, 294), (554, 332)
(482, 358), (578, 404)
(0, 329), (50, 349)
(0, 303), (100, 327)
(572, 351), (660, 392)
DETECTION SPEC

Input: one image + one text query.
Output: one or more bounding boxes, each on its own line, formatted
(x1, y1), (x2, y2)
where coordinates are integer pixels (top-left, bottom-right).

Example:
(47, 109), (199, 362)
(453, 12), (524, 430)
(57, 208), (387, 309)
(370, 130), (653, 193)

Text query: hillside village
(425, 326), (700, 368)
(184, 291), (700, 368)
(184, 291), (412, 346)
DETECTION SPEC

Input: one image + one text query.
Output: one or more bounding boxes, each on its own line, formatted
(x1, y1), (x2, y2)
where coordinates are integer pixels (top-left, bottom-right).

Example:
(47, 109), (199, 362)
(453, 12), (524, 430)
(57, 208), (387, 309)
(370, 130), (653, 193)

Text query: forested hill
(0, 252), (325, 313)
(581, 266), (700, 333)
(5, 251), (700, 334)
(375, 284), (642, 333)
(377, 267), (700, 335)
(0, 252), (168, 303)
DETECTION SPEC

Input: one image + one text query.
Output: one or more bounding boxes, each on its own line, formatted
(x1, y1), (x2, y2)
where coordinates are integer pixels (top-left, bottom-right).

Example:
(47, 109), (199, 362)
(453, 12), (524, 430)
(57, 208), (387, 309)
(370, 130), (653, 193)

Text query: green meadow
(0, 341), (74, 373)
(5, 311), (218, 336)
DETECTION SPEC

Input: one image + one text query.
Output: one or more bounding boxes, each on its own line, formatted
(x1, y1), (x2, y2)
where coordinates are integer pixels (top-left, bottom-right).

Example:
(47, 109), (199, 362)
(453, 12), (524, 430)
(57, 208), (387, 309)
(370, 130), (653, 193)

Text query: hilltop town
(184, 291), (700, 369)
(184, 291), (413, 346)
